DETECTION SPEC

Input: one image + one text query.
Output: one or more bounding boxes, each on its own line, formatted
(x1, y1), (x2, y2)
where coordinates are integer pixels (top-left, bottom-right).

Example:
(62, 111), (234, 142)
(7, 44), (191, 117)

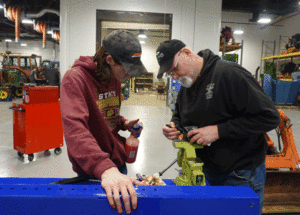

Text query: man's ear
(106, 55), (116, 66)
(181, 48), (192, 55)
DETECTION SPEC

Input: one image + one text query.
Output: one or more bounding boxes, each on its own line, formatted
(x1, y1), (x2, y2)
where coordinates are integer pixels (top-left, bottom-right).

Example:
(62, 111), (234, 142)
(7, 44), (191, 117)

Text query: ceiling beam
(0, 20), (58, 44)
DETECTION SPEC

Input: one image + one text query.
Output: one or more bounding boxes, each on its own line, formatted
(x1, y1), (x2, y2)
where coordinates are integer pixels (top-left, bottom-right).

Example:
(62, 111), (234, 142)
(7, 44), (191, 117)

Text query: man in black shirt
(156, 39), (281, 215)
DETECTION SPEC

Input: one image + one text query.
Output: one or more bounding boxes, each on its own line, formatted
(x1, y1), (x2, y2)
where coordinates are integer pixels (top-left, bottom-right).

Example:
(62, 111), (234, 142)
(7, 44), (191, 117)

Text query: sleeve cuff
(217, 123), (229, 139)
(120, 116), (128, 131)
(92, 158), (117, 179)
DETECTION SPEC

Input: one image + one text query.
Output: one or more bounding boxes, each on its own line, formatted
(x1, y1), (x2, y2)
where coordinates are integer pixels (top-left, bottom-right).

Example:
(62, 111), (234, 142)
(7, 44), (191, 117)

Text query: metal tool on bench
(136, 124), (206, 186)
(165, 123), (206, 186)
(172, 139), (206, 186)
(135, 124), (187, 180)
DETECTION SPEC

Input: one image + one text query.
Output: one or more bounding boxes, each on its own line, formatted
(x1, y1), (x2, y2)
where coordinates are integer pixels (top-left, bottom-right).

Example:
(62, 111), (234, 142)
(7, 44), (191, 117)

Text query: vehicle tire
(15, 87), (23, 97)
(54, 147), (62, 155)
(0, 90), (8, 100)
(28, 154), (34, 161)
(17, 152), (24, 157)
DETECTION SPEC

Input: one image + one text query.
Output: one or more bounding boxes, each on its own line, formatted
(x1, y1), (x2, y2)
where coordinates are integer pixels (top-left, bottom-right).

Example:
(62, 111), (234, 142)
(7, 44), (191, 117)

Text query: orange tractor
(263, 109), (300, 214)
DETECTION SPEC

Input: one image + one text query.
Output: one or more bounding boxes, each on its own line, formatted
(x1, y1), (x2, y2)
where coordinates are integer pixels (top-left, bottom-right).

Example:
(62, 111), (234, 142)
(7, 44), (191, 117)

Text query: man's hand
(187, 125), (219, 146)
(101, 167), (144, 214)
(162, 122), (180, 140)
(124, 119), (143, 134)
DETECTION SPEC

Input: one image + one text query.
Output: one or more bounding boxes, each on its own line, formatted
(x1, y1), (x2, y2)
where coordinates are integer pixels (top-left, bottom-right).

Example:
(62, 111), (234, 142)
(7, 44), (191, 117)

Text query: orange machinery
(11, 86), (63, 161)
(263, 109), (300, 214)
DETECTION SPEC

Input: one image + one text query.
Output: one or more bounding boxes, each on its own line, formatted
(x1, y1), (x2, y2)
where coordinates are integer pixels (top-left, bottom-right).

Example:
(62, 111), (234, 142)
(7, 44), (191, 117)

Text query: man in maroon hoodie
(60, 30), (148, 214)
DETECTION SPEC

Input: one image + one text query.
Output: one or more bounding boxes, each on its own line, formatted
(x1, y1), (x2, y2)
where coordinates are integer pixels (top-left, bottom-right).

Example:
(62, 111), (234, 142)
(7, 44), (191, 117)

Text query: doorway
(96, 10), (172, 107)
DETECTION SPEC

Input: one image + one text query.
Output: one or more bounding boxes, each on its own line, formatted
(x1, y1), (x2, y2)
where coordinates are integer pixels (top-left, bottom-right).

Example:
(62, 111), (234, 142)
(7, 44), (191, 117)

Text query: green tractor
(0, 51), (42, 98)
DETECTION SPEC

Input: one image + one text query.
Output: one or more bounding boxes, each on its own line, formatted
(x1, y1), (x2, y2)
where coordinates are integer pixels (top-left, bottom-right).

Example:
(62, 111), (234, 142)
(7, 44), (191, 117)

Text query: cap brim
(120, 59), (149, 77)
(157, 57), (174, 79)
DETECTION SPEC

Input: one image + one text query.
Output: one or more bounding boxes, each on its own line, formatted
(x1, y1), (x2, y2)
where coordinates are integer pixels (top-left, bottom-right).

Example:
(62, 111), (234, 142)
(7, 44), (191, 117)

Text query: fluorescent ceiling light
(233, 30), (244, 35)
(138, 34), (147, 38)
(22, 19), (34, 24)
(258, 18), (271, 23)
(140, 41), (145, 44)
(21, 44), (27, 47)
(47, 31), (53, 35)
(5, 39), (12, 42)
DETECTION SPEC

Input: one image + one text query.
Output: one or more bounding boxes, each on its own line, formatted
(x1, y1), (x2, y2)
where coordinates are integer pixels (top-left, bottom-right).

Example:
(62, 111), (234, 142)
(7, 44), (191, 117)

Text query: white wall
(0, 40), (60, 63)
(221, 11), (283, 75)
(277, 13), (300, 38)
(140, 37), (169, 83)
(276, 13), (300, 54)
(194, 0), (222, 52)
(60, 0), (222, 77)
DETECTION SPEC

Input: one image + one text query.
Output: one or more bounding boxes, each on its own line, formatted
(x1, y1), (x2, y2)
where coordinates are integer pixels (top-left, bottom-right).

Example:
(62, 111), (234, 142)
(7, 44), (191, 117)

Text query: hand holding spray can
(125, 123), (142, 163)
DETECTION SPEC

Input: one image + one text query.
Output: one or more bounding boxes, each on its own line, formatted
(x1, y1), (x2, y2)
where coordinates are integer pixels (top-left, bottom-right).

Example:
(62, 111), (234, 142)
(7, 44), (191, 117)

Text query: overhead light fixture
(258, 18), (272, 23)
(140, 41), (145, 44)
(5, 39), (12, 42)
(21, 44), (27, 47)
(47, 30), (53, 35)
(138, 30), (147, 38)
(233, 30), (244, 35)
(22, 19), (34, 24)
(0, 4), (4, 9)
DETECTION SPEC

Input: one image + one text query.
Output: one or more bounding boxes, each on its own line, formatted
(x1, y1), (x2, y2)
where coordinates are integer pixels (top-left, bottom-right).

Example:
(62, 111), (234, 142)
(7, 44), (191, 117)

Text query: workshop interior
(1, 0), (300, 214)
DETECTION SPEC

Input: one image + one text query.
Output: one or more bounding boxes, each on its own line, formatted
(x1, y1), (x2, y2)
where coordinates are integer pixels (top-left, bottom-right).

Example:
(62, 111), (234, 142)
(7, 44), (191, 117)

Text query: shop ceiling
(0, 0), (299, 43)
(0, 0), (59, 43)
(222, 0), (300, 21)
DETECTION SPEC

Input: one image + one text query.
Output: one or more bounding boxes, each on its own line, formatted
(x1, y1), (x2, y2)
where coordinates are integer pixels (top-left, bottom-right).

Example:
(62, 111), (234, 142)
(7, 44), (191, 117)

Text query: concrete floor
(0, 97), (300, 181)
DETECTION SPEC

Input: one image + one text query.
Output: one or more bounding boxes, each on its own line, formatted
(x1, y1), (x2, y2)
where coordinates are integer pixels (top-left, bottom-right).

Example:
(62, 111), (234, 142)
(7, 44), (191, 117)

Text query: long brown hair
(93, 46), (116, 85)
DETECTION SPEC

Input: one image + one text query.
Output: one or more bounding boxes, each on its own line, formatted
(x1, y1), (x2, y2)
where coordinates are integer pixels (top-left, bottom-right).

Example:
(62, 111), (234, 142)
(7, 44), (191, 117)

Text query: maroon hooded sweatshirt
(60, 56), (128, 179)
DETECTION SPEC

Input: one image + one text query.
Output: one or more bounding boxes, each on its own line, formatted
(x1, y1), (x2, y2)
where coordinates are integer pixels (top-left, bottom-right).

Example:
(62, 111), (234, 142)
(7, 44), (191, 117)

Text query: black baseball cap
(102, 30), (149, 77)
(156, 39), (186, 79)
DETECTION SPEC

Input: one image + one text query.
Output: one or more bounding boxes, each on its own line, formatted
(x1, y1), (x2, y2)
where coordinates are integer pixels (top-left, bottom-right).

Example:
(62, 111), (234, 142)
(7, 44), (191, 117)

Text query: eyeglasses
(167, 51), (181, 78)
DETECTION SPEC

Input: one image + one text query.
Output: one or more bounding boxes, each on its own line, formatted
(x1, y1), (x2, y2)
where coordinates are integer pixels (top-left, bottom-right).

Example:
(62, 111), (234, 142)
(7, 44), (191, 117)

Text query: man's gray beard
(179, 76), (193, 88)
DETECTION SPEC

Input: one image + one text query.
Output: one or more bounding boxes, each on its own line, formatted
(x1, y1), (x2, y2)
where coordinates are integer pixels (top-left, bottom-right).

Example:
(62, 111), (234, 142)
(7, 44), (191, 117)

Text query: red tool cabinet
(12, 86), (63, 161)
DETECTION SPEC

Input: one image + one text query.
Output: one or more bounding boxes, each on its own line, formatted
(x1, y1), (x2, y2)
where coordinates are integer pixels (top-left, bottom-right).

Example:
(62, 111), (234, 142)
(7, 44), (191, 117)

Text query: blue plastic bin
(291, 72), (300, 81)
(275, 79), (300, 105)
(263, 74), (275, 102)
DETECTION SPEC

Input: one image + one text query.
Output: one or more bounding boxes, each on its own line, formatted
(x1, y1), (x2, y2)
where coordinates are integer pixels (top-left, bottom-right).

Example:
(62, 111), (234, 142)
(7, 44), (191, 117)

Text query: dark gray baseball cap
(102, 30), (149, 77)
(156, 39), (186, 79)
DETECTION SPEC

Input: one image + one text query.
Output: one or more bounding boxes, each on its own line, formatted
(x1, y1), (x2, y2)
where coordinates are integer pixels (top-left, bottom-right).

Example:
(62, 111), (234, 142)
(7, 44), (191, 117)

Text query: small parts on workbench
(142, 173), (166, 186)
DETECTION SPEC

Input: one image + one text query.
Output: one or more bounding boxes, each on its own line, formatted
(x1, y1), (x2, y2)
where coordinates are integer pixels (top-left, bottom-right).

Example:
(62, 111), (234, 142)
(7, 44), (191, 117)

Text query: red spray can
(125, 123), (142, 163)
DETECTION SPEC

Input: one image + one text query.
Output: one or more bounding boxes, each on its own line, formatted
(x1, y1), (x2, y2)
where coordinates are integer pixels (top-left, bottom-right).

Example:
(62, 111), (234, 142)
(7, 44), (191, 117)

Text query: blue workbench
(0, 178), (259, 215)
